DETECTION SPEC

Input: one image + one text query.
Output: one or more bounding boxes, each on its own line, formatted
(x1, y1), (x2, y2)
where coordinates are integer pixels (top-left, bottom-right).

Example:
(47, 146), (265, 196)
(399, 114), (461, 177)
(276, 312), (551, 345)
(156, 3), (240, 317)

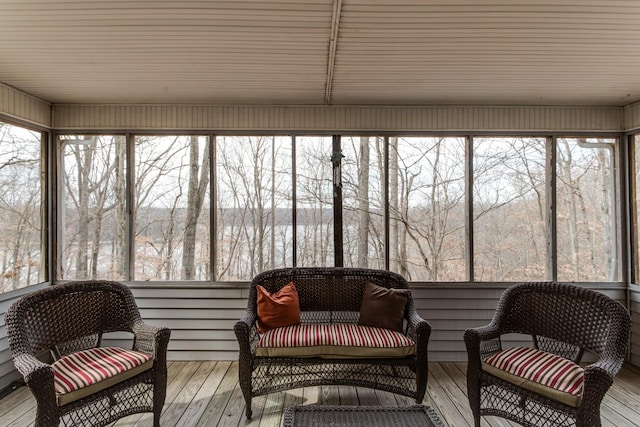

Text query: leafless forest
(0, 121), (619, 293)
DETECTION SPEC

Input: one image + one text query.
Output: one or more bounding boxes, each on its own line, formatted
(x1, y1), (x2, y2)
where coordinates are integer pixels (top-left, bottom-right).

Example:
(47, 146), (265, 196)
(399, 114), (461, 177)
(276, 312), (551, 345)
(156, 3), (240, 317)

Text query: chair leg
(153, 383), (166, 427)
(245, 399), (253, 419)
(238, 362), (253, 418)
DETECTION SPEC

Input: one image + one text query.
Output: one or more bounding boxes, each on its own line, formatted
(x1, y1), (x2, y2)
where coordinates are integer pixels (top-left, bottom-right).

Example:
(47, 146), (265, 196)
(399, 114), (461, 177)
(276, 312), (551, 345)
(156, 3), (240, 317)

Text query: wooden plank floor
(1, 362), (639, 426)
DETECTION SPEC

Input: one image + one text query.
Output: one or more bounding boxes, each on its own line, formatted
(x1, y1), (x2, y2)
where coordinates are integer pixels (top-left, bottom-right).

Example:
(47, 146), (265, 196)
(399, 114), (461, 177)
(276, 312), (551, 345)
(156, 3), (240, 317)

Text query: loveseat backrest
(250, 267), (411, 316)
(497, 282), (630, 363)
(6, 281), (141, 357)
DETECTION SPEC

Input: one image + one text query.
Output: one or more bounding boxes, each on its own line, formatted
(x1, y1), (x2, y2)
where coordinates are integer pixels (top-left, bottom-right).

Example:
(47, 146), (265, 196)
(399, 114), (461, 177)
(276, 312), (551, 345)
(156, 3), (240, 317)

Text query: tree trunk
(389, 138), (399, 271)
(358, 137), (370, 267)
(597, 147), (614, 280)
(75, 137), (96, 278)
(428, 139), (443, 280)
(558, 140), (580, 281)
(183, 136), (210, 279)
(114, 138), (126, 278)
(90, 211), (102, 279)
(270, 137), (276, 269)
(399, 173), (410, 279)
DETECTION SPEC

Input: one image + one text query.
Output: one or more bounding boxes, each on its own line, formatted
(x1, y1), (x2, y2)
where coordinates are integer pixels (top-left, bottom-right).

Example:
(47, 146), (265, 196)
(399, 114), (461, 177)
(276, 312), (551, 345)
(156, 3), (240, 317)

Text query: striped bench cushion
(52, 346), (153, 406)
(482, 346), (584, 407)
(256, 324), (415, 358)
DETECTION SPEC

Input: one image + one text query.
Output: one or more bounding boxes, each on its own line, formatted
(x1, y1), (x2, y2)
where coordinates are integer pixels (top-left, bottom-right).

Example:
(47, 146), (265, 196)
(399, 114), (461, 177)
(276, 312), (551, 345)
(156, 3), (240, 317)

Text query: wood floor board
(320, 385), (340, 406)
(281, 387), (304, 412)
(219, 378), (248, 427)
(428, 362), (473, 427)
(373, 388), (400, 406)
(0, 386), (35, 425)
(355, 386), (379, 406)
(256, 391), (285, 427)
(160, 361), (214, 427)
(195, 361), (238, 427)
(176, 361), (230, 427)
(338, 385), (359, 406)
(1, 362), (638, 427)
(135, 360), (201, 427)
(301, 385), (320, 406)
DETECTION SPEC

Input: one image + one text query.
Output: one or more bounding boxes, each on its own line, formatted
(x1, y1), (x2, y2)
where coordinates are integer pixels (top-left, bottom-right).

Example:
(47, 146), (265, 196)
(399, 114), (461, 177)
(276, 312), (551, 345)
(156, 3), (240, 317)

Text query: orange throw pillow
(256, 282), (301, 333)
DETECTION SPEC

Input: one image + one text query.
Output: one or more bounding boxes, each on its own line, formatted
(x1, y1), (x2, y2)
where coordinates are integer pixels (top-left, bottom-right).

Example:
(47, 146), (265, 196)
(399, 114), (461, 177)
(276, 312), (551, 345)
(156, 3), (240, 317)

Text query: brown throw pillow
(358, 281), (409, 333)
(256, 282), (301, 333)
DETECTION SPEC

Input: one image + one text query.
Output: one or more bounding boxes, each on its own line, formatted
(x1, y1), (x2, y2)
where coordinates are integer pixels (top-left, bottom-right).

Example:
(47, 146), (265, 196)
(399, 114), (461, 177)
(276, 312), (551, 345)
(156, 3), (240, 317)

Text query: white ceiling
(1, 0), (640, 107)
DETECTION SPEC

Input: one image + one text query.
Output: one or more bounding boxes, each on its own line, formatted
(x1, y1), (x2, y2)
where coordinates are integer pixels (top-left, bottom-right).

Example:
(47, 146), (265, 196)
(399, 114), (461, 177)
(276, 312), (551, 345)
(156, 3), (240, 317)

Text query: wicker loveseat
(464, 282), (631, 427)
(234, 267), (431, 418)
(5, 281), (171, 427)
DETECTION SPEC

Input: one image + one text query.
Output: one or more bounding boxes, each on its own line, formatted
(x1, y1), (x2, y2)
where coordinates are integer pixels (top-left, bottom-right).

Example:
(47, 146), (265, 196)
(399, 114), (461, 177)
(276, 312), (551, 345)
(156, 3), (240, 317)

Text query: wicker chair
(464, 282), (631, 427)
(235, 267), (431, 418)
(5, 281), (171, 427)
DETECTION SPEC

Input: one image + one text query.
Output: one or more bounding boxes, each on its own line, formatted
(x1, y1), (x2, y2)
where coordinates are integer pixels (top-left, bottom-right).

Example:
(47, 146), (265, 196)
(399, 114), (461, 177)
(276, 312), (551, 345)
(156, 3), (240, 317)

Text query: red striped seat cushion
(52, 346), (153, 406)
(483, 346), (584, 407)
(256, 324), (415, 358)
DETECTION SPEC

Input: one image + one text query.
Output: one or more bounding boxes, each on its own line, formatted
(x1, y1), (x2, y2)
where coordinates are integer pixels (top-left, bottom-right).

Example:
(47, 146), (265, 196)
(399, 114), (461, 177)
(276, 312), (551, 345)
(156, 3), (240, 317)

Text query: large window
(473, 137), (547, 281)
(216, 136), (292, 280)
(389, 137), (466, 281)
(556, 138), (617, 282)
(60, 135), (126, 280)
(296, 136), (333, 267)
(342, 136), (385, 269)
(134, 135), (211, 281)
(55, 132), (621, 284)
(0, 121), (43, 293)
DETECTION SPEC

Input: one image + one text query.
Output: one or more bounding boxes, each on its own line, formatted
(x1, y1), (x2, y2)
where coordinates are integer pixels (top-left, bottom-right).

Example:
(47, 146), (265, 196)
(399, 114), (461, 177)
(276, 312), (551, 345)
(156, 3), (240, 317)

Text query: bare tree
(390, 137), (466, 281)
(296, 137), (334, 267)
(357, 137), (370, 267)
(0, 123), (42, 291)
(183, 136), (210, 279)
(215, 136), (291, 279)
(62, 136), (124, 279)
(114, 139), (127, 278)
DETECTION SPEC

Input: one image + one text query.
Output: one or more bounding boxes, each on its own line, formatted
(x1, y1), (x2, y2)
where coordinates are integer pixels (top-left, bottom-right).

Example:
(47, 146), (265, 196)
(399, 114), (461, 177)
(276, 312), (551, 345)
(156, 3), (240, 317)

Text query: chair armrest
(578, 363), (615, 411)
(464, 323), (503, 369)
(12, 353), (54, 385)
(12, 353), (58, 407)
(236, 309), (257, 328)
(464, 323), (503, 350)
(132, 320), (171, 359)
(234, 309), (258, 356)
(406, 309), (431, 344)
(406, 309), (431, 380)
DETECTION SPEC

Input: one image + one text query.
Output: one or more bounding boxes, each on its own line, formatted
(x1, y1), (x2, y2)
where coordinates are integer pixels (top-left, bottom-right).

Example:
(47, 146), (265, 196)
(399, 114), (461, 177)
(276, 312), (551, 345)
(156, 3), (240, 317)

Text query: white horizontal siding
(127, 286), (247, 361)
(125, 283), (628, 364)
(52, 104), (623, 132)
(0, 83), (51, 127)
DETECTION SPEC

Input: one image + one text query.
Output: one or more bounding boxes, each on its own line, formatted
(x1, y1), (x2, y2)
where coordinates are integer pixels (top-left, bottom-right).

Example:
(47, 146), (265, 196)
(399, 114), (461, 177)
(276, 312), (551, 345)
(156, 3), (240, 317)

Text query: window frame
(0, 115), (49, 294)
(49, 130), (624, 286)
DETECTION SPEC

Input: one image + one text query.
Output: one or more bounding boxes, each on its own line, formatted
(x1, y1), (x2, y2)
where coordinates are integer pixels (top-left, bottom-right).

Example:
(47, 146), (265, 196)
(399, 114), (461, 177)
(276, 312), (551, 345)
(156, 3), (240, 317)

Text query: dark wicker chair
(234, 267), (431, 418)
(5, 281), (171, 427)
(464, 282), (631, 427)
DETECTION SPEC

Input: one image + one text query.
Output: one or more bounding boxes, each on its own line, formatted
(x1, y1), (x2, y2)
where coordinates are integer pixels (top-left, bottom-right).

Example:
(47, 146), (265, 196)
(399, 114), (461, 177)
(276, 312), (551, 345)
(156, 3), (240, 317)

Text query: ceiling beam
(325, 0), (342, 105)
